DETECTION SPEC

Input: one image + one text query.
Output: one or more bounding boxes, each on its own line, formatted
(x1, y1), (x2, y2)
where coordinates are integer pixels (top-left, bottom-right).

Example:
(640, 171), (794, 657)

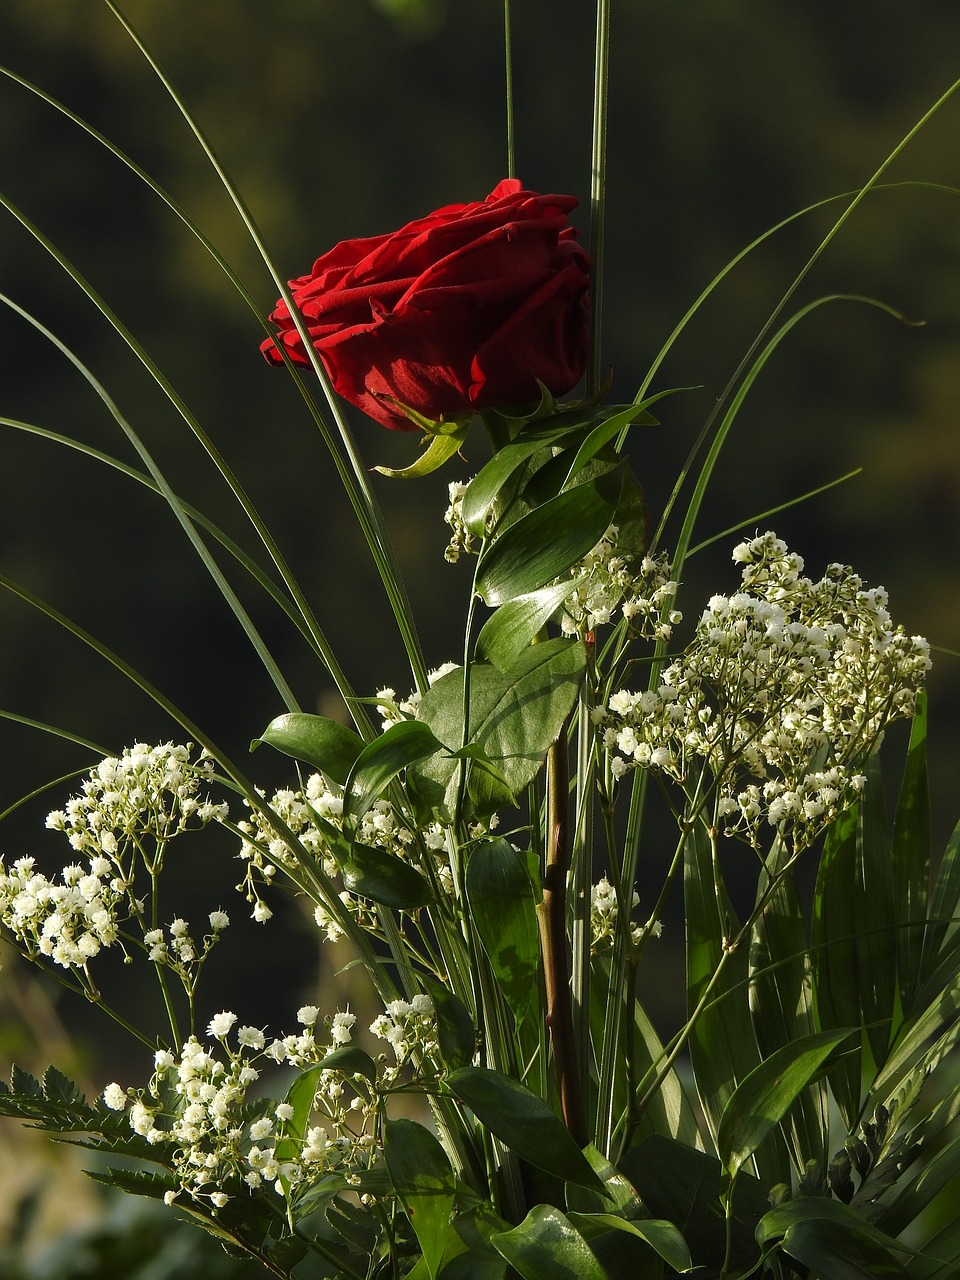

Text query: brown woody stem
(536, 728), (588, 1147)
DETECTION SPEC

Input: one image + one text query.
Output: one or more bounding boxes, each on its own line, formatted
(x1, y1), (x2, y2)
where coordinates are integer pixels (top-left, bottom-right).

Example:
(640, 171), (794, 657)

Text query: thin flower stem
(503, 0), (516, 179)
(587, 0), (611, 399)
(537, 728), (588, 1146)
(99, 0), (428, 698)
(570, 666), (597, 1128)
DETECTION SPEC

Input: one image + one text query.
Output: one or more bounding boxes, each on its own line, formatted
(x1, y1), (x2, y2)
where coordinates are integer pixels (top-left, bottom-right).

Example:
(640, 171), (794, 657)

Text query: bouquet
(1, 4), (959, 1278)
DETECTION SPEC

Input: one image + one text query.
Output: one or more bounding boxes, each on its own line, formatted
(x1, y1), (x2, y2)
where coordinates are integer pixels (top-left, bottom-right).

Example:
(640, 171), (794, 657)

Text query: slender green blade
(812, 804), (862, 1127)
(920, 816), (960, 988)
(856, 755), (897, 1066)
(749, 845), (829, 1170)
(891, 691), (931, 1010)
(716, 1028), (855, 1177)
(683, 823), (762, 1150)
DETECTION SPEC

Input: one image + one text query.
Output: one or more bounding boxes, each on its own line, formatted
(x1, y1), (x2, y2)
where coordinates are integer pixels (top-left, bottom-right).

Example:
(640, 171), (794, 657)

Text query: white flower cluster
(236, 770), (449, 939)
(0, 854), (127, 970)
(45, 743), (227, 862)
(142, 910), (230, 990)
(375, 661), (458, 731)
(559, 528), (681, 639)
(0, 744), (230, 978)
(591, 876), (640, 951)
(599, 533), (932, 850)
(442, 480), (475, 563)
(102, 1004), (375, 1212)
(369, 994), (438, 1076)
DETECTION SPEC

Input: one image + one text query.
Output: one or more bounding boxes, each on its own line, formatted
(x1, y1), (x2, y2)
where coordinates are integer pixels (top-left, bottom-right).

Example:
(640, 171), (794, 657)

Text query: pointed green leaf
(717, 1028), (856, 1176)
(491, 1205), (611, 1280)
(812, 803), (862, 1128)
(421, 977), (475, 1070)
(560, 400), (658, 489)
(340, 841), (432, 909)
(857, 755), (897, 1066)
(254, 712), (364, 785)
(891, 691), (930, 1011)
(343, 719), (444, 827)
(621, 1135), (768, 1275)
(384, 1118), (456, 1279)
(446, 1066), (604, 1192)
(373, 420), (469, 478)
(758, 1198), (913, 1279)
(465, 838), (541, 1024)
(476, 580), (579, 673)
(475, 470), (622, 606)
(566, 1213), (691, 1273)
(920, 815), (960, 987)
(461, 421), (585, 536)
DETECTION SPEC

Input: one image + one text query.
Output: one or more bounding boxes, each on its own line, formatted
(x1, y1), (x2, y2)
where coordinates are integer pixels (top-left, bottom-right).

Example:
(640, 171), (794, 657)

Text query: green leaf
(566, 1213), (691, 1273)
(891, 690), (930, 1011)
(567, 1144), (646, 1218)
(475, 580), (579, 673)
(920, 815), (960, 988)
(475, 470), (622, 606)
(384, 1118), (456, 1280)
(465, 838), (541, 1025)
(812, 803), (863, 1128)
(490, 1205), (611, 1280)
(445, 1066), (604, 1192)
(421, 976), (476, 1070)
(716, 1028), (856, 1176)
(254, 712), (364, 785)
(621, 1135), (768, 1275)
(857, 754), (897, 1066)
(373, 420), (470, 478)
(342, 719), (444, 827)
(411, 639), (586, 818)
(339, 841), (433, 909)
(461, 421), (587, 536)
(758, 1198), (913, 1279)
(560, 400), (658, 489)
(682, 823), (763, 1156)
(749, 843), (829, 1170)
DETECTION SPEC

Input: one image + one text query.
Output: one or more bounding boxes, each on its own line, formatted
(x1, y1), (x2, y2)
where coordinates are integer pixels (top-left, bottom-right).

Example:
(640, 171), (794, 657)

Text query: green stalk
(587, 0), (611, 398)
(99, 0), (428, 696)
(537, 730), (588, 1145)
(503, 0), (516, 178)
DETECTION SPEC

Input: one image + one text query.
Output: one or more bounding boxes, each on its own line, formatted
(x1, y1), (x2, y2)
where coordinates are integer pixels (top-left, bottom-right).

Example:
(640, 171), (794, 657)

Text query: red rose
(260, 178), (590, 431)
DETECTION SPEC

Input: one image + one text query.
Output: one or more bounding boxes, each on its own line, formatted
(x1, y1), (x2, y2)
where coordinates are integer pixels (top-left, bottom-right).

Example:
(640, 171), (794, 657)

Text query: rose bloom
(260, 178), (590, 431)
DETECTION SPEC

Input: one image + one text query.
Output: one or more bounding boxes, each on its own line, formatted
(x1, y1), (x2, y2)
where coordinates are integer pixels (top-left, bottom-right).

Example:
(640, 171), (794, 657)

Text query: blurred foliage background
(1, 0), (959, 1266)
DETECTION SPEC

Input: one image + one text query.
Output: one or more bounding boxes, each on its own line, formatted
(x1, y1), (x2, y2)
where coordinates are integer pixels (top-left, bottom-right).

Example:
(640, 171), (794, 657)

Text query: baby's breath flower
(602, 533), (931, 852)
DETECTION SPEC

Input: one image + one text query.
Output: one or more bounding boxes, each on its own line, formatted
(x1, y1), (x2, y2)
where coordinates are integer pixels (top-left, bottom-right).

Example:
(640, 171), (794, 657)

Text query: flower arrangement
(1, 4), (960, 1279)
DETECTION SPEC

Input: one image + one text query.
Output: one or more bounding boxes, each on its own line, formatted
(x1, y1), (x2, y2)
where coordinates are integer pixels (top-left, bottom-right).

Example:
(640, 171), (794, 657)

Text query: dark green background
(1, 0), (959, 1083)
